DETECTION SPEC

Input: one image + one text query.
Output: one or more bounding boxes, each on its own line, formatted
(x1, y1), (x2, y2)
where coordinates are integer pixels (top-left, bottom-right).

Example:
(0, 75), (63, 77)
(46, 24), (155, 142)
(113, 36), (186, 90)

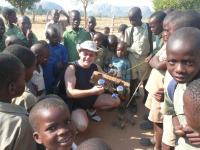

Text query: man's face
(79, 49), (97, 68)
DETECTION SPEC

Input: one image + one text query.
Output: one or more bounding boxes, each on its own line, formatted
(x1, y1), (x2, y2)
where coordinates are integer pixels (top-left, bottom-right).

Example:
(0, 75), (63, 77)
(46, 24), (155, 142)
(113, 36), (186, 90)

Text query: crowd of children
(0, 6), (200, 150)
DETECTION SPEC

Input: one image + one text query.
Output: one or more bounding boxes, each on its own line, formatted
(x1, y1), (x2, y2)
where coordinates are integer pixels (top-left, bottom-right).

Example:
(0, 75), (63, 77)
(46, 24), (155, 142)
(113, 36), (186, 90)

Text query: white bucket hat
(76, 40), (99, 53)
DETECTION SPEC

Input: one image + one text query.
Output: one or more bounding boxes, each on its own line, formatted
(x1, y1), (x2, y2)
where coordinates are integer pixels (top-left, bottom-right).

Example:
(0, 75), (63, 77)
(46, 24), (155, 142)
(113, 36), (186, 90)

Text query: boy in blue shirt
(43, 26), (68, 92)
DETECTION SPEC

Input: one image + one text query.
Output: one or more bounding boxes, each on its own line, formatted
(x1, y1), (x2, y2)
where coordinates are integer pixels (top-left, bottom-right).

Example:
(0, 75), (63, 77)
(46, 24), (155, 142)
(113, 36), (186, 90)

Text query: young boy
(30, 43), (50, 98)
(103, 27), (110, 48)
(104, 27), (110, 36)
(0, 17), (6, 52)
(4, 44), (37, 111)
(118, 24), (128, 42)
(0, 53), (37, 149)
(86, 16), (98, 40)
(63, 10), (90, 62)
(163, 27), (200, 149)
(5, 35), (24, 47)
(2, 8), (19, 36)
(43, 26), (68, 92)
(29, 97), (77, 150)
(17, 16), (38, 48)
(45, 9), (69, 38)
(108, 41), (130, 83)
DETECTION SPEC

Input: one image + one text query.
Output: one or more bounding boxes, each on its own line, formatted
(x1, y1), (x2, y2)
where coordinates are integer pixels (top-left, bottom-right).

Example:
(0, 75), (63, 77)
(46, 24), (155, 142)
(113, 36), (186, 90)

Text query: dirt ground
(75, 87), (153, 150)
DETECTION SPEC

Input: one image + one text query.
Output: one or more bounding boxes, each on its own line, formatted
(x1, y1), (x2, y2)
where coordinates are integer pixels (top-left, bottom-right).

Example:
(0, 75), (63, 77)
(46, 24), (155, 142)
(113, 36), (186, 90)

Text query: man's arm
(65, 65), (104, 98)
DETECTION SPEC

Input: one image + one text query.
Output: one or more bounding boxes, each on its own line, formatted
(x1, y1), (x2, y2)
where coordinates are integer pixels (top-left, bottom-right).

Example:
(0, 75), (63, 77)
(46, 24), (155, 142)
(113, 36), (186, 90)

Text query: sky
(0, 0), (154, 11)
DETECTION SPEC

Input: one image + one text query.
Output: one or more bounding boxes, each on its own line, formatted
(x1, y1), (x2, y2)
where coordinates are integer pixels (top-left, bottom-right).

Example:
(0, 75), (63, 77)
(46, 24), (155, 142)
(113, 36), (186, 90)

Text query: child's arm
(149, 54), (166, 70)
(26, 29), (33, 48)
(59, 10), (69, 24)
(172, 115), (185, 136)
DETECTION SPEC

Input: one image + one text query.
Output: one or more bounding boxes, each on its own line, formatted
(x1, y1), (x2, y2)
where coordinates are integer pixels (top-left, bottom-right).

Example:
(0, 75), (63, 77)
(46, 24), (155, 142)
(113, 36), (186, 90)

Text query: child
(163, 7), (174, 14)
(77, 138), (112, 150)
(0, 17), (6, 52)
(43, 26), (68, 92)
(17, 16), (38, 48)
(104, 27), (110, 36)
(4, 44), (38, 111)
(29, 97), (77, 150)
(183, 78), (200, 134)
(118, 24), (128, 42)
(2, 8), (19, 36)
(0, 53), (37, 149)
(163, 27), (200, 149)
(45, 9), (69, 38)
(93, 32), (107, 69)
(86, 16), (97, 40)
(63, 10), (90, 62)
(30, 43), (50, 99)
(5, 35), (24, 47)
(108, 41), (130, 83)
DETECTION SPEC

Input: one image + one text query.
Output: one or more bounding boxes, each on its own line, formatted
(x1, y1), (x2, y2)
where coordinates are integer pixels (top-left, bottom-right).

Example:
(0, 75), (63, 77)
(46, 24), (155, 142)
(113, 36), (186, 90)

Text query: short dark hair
(118, 41), (127, 48)
(118, 24), (128, 33)
(2, 8), (15, 20)
(163, 10), (183, 25)
(0, 53), (24, 89)
(31, 43), (49, 55)
(149, 11), (166, 24)
(76, 138), (112, 150)
(4, 44), (36, 69)
(5, 35), (23, 47)
(36, 40), (48, 49)
(104, 27), (110, 31)
(70, 10), (81, 17)
(108, 34), (118, 44)
(29, 97), (69, 132)
(163, 7), (174, 14)
(45, 26), (59, 38)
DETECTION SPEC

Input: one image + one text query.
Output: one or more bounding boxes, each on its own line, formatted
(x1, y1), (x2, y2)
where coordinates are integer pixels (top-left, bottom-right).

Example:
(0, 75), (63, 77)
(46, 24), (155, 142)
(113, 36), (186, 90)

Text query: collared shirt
(5, 24), (20, 36)
(124, 23), (150, 58)
(0, 35), (6, 52)
(45, 19), (69, 37)
(12, 84), (38, 110)
(0, 102), (37, 150)
(17, 32), (38, 48)
(95, 45), (107, 69)
(108, 56), (131, 82)
(63, 27), (90, 62)
(42, 43), (68, 91)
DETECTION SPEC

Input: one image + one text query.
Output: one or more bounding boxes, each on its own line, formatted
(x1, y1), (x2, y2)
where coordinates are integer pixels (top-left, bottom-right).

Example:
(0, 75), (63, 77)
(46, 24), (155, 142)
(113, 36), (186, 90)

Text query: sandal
(87, 110), (102, 122)
(139, 137), (155, 147)
(140, 121), (153, 130)
(143, 114), (149, 121)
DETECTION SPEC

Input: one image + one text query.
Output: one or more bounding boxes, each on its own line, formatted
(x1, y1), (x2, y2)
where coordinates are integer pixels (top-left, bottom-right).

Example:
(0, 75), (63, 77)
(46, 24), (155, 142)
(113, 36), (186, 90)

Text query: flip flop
(140, 121), (153, 130)
(139, 138), (155, 147)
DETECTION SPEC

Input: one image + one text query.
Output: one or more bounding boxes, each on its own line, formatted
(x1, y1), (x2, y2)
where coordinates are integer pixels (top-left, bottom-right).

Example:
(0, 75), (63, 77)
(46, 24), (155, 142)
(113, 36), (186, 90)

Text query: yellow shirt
(0, 102), (37, 150)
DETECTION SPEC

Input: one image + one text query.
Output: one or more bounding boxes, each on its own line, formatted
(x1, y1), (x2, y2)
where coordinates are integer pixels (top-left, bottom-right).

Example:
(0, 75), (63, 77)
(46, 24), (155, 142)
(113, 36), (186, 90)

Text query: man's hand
(153, 88), (164, 102)
(91, 85), (105, 95)
(26, 29), (33, 40)
(183, 125), (200, 146)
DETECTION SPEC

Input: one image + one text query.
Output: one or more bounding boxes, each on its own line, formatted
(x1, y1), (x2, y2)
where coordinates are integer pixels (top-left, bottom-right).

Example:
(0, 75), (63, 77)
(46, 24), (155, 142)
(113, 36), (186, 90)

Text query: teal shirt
(5, 24), (20, 36)
(17, 32), (38, 48)
(0, 35), (6, 52)
(63, 27), (90, 62)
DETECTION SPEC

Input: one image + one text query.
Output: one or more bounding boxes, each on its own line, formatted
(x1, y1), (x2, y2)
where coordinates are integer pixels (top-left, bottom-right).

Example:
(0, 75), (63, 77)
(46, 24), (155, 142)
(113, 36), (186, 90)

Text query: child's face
(108, 41), (118, 53)
(87, 18), (96, 31)
(128, 14), (141, 27)
(25, 59), (37, 82)
(162, 20), (170, 42)
(52, 10), (60, 22)
(0, 22), (5, 37)
(37, 48), (50, 66)
(47, 30), (60, 46)
(167, 41), (200, 84)
(104, 29), (110, 35)
(79, 49), (97, 68)
(9, 11), (17, 24)
(149, 18), (163, 35)
(70, 13), (81, 30)
(34, 107), (76, 150)
(18, 17), (32, 35)
(116, 44), (126, 58)
(93, 35), (103, 47)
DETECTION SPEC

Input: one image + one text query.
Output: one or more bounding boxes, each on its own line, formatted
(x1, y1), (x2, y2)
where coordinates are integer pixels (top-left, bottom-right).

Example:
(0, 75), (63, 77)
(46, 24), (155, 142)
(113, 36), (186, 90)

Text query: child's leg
(143, 79), (148, 104)
(154, 123), (163, 150)
(71, 109), (89, 132)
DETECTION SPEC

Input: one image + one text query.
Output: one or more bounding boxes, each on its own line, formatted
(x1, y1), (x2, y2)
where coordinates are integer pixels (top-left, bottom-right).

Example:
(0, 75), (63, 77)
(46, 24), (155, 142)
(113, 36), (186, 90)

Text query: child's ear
(33, 132), (43, 144)
(35, 54), (39, 58)
(8, 83), (16, 95)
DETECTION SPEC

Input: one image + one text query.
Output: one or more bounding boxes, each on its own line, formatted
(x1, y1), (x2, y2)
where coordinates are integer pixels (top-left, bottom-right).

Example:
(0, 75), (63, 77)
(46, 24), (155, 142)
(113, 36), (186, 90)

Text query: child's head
(46, 26), (60, 46)
(118, 24), (128, 35)
(2, 8), (17, 24)
(93, 32), (104, 47)
(29, 97), (76, 150)
(116, 41), (127, 58)
(51, 9), (60, 23)
(87, 16), (96, 31)
(183, 78), (200, 133)
(104, 27), (110, 35)
(31, 43), (50, 66)
(5, 35), (24, 47)
(163, 7), (174, 14)
(108, 35), (118, 52)
(0, 17), (5, 37)
(166, 27), (200, 84)
(4, 45), (37, 82)
(0, 53), (25, 102)
(128, 7), (142, 27)
(149, 11), (166, 35)
(70, 10), (81, 31)
(76, 138), (112, 150)
(17, 16), (31, 35)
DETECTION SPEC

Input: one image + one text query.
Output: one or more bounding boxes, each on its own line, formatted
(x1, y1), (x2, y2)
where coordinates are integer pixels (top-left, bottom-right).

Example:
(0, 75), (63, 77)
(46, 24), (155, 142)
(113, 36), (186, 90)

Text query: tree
(73, 0), (96, 28)
(5, 0), (41, 15)
(152, 0), (200, 11)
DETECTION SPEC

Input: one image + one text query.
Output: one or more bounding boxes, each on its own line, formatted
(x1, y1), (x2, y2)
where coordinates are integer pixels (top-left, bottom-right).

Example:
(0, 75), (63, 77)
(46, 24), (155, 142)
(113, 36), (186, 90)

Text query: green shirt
(5, 24), (20, 36)
(63, 27), (90, 62)
(0, 35), (6, 52)
(17, 32), (38, 48)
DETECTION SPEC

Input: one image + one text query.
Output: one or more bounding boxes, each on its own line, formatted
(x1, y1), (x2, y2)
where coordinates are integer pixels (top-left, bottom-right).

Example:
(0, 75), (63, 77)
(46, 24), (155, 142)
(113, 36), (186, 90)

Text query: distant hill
(37, 0), (64, 11)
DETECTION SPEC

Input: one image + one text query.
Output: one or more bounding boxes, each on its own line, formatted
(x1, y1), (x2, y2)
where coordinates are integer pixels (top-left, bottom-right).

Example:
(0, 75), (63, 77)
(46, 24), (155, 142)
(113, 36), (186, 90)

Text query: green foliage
(152, 0), (200, 11)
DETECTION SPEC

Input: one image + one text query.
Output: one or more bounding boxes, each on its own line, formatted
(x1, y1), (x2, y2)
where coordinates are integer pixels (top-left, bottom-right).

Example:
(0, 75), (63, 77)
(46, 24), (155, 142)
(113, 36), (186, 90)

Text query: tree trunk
(19, 5), (24, 15)
(32, 11), (35, 22)
(84, 6), (87, 28)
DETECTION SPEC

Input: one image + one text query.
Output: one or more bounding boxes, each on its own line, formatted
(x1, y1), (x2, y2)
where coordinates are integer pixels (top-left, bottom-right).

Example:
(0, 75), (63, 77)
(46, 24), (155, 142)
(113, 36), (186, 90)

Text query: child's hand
(91, 85), (105, 95)
(26, 29), (33, 40)
(59, 10), (65, 15)
(145, 54), (152, 62)
(174, 125), (185, 136)
(153, 88), (164, 102)
(57, 62), (63, 69)
(108, 69), (121, 78)
(109, 64), (114, 68)
(183, 125), (200, 146)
